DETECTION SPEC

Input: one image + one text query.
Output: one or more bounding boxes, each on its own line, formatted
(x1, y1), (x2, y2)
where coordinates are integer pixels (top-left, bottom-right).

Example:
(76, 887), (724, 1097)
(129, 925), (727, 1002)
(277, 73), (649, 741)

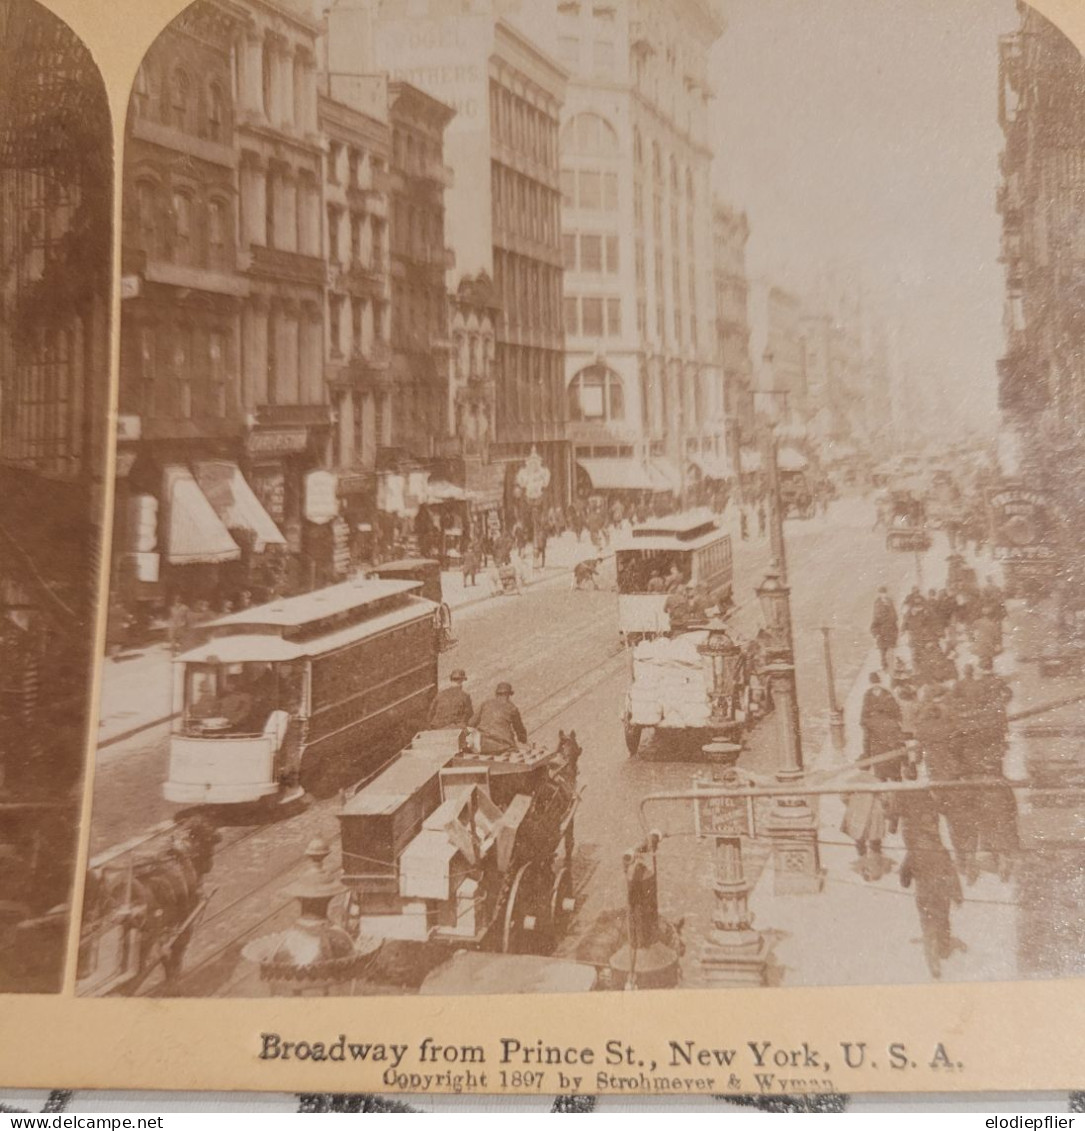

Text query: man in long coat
(470, 682), (528, 755)
(859, 672), (904, 780)
(870, 587), (899, 670)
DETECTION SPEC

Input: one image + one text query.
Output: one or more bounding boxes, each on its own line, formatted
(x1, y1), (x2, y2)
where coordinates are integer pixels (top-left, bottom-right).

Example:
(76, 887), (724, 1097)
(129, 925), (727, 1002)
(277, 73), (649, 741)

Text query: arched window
(169, 68), (192, 131)
(132, 64), (151, 120)
(568, 364), (624, 422)
(560, 111), (619, 157)
(206, 81), (225, 143)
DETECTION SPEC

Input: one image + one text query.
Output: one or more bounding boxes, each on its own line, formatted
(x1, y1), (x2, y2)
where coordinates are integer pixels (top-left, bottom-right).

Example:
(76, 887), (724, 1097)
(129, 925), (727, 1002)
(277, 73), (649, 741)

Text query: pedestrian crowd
(843, 573), (1018, 979)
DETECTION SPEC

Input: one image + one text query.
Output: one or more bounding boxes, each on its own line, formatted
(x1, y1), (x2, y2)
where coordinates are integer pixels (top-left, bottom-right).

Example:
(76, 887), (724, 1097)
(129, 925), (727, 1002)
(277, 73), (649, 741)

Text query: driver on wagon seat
(428, 669), (473, 728)
(470, 682), (528, 755)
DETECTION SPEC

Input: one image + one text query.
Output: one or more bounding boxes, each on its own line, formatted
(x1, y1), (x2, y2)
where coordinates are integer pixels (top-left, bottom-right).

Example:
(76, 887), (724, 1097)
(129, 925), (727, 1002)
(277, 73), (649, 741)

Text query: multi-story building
(235, 0), (331, 579)
(554, 0), (725, 499)
(115, 0), (257, 610)
(749, 281), (803, 425)
(318, 73), (392, 534)
(712, 201), (754, 450)
(387, 80), (455, 463)
(996, 4), (1085, 469)
(357, 2), (571, 511)
(0, 0), (111, 991)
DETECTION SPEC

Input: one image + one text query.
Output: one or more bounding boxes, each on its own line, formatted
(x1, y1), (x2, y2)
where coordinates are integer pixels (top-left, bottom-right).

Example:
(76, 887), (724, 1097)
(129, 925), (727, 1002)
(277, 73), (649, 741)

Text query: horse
(80, 815), (219, 989)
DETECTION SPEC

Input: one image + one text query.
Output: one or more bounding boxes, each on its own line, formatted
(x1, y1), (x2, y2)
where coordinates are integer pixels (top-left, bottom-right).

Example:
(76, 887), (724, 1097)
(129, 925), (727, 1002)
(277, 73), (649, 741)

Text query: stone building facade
(712, 201), (754, 449)
(552, 0), (725, 498)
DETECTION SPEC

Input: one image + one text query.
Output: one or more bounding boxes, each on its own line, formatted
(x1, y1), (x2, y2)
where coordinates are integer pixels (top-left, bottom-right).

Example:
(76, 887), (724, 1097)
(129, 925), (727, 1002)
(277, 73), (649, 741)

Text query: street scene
(0, 0), (112, 992)
(75, 0), (1085, 999)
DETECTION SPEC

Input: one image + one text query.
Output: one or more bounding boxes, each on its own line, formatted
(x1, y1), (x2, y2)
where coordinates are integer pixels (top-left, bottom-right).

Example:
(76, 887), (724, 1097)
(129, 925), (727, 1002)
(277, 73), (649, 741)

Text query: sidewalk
(96, 531), (611, 749)
(749, 545), (1085, 986)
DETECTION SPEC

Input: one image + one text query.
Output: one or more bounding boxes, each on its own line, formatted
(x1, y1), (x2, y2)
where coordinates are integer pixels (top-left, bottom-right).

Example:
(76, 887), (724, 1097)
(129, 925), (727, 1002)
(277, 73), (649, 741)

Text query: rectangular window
(564, 296), (579, 336)
(209, 330), (226, 416)
(578, 171), (601, 211)
(581, 296), (604, 336)
(605, 234), (619, 274)
(581, 380), (604, 418)
(327, 142), (342, 184)
(580, 233), (603, 272)
(607, 297), (621, 336)
(604, 172), (618, 211)
(560, 168), (576, 208)
(327, 207), (340, 263)
(562, 232), (577, 270)
(329, 297), (342, 357)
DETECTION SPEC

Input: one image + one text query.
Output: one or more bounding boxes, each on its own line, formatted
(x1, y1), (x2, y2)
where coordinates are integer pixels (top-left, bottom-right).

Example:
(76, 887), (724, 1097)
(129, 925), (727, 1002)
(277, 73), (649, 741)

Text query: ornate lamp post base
(696, 748), (769, 987)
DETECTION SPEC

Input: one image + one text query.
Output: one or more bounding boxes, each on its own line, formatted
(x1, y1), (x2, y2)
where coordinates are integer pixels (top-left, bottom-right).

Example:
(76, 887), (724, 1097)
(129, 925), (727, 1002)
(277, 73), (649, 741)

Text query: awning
(778, 447), (809, 472)
(689, 453), (732, 481)
(163, 466), (240, 566)
(426, 480), (470, 502)
(737, 449), (762, 473)
(577, 459), (660, 492)
(194, 461), (286, 553)
(650, 458), (681, 493)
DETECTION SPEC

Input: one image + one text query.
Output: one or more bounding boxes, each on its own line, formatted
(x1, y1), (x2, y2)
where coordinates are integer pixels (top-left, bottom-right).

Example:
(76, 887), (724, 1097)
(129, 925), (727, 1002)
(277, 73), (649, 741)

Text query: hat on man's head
(496, 681), (514, 696)
(450, 669), (467, 683)
(869, 671), (881, 685)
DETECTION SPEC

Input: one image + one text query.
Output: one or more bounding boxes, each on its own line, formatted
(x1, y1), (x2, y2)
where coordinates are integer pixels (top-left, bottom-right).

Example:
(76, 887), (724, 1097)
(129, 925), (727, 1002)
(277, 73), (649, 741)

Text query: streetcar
(163, 578), (439, 805)
(613, 512), (734, 643)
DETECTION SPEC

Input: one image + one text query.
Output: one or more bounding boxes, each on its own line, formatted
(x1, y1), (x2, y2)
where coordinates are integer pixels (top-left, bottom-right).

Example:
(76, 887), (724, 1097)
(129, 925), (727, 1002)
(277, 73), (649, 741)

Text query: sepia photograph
(0, 0), (112, 993)
(57, 0), (1085, 1027)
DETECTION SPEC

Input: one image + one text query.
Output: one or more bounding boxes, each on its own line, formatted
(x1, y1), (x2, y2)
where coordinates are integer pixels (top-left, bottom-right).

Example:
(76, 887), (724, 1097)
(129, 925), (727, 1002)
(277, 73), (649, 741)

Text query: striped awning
(194, 461), (286, 553)
(163, 466), (240, 566)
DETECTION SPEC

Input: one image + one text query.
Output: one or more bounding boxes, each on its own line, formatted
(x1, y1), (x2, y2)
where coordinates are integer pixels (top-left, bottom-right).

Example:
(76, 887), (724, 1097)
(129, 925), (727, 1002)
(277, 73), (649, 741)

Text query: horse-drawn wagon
(337, 727), (581, 956)
(886, 490), (932, 552)
(76, 817), (218, 996)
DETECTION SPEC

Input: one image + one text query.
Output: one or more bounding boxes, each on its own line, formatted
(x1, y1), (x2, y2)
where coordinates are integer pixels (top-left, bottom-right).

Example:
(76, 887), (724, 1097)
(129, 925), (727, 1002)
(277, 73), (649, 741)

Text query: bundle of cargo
(627, 631), (712, 728)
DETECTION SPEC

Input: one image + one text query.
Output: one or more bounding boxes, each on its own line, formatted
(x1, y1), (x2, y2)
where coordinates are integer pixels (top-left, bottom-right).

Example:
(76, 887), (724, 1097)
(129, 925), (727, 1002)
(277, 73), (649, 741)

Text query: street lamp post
(762, 662), (823, 895)
(762, 429), (789, 585)
(697, 619), (745, 739)
(820, 625), (846, 752)
(696, 745), (768, 987)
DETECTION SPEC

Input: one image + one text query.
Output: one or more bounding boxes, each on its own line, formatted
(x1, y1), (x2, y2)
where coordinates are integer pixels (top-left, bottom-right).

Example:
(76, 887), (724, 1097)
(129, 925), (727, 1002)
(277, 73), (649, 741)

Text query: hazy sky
(710, 0), (1019, 433)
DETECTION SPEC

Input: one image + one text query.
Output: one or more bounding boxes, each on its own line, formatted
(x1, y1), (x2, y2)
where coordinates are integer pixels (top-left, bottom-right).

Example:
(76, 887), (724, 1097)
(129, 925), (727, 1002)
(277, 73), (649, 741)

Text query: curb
(97, 549), (612, 750)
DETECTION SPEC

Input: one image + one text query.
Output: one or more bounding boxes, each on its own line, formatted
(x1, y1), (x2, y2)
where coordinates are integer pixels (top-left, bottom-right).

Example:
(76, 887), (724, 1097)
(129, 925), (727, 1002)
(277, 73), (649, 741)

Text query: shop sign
(694, 790), (753, 839)
(116, 414), (142, 442)
(516, 446), (551, 503)
(247, 428), (309, 456)
(305, 469), (339, 525)
(988, 486), (1060, 563)
(250, 467), (286, 525)
(331, 516), (352, 577)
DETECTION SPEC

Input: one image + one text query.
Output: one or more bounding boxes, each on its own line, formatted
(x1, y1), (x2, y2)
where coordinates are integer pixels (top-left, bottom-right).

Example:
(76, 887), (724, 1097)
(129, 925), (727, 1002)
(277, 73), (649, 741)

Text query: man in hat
(870, 585), (898, 670)
(859, 671), (904, 780)
(427, 669), (474, 728)
(470, 682), (528, 754)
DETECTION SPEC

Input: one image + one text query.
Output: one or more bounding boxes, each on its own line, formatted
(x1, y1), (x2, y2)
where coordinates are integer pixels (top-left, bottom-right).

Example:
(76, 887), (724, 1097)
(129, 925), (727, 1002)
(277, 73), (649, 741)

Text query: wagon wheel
(623, 719), (642, 757)
(501, 862), (539, 954)
(548, 865), (575, 936)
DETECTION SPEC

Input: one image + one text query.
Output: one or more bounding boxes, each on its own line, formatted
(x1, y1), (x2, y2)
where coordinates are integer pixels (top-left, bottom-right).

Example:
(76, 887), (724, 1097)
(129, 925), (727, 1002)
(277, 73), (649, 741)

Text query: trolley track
(139, 636), (630, 997)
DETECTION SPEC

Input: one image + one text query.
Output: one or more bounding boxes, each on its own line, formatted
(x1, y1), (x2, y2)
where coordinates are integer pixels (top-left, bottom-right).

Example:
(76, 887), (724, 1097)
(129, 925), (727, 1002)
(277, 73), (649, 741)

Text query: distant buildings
(712, 203), (755, 447)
